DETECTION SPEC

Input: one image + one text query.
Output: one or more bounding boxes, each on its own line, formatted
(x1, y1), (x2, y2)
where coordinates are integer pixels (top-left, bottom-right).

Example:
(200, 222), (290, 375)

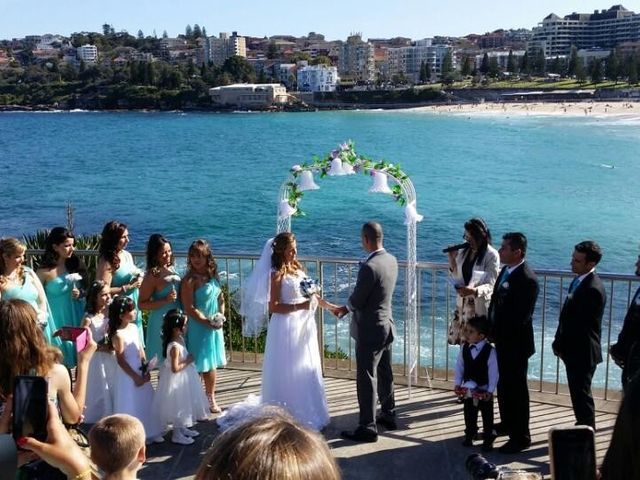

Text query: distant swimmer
(600, 164), (615, 169)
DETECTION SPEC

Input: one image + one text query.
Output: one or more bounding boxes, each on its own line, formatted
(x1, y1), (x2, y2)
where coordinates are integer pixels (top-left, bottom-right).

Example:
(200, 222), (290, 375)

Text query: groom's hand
(334, 306), (349, 318)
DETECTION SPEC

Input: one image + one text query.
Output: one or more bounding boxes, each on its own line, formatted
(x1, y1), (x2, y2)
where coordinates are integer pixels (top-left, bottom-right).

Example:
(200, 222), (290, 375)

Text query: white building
(386, 40), (456, 82)
(209, 83), (288, 107)
(205, 32), (247, 66)
(297, 64), (339, 92)
(76, 44), (98, 63)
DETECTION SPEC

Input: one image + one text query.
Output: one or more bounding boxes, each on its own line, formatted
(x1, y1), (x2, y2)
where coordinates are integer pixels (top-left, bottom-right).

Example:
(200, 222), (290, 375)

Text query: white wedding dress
(218, 270), (329, 431)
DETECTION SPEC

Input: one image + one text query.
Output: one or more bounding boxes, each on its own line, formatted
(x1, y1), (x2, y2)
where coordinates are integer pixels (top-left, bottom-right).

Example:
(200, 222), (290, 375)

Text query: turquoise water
(2, 109), (639, 390)
(1, 110), (639, 273)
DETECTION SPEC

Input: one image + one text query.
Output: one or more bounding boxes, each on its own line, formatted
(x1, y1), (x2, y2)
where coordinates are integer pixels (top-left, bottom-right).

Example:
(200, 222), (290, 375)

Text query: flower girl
(109, 295), (164, 443)
(152, 309), (209, 445)
(81, 280), (116, 423)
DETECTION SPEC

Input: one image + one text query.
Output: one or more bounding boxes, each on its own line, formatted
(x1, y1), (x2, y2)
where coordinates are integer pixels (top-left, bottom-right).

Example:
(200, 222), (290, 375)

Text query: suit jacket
(488, 262), (539, 359)
(348, 249), (398, 349)
(553, 272), (606, 368)
(609, 286), (640, 366)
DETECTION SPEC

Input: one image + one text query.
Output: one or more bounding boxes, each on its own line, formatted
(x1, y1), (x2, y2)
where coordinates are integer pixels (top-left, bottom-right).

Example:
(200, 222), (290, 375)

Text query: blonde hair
(196, 407), (340, 480)
(0, 299), (60, 397)
(0, 237), (26, 283)
(89, 414), (145, 474)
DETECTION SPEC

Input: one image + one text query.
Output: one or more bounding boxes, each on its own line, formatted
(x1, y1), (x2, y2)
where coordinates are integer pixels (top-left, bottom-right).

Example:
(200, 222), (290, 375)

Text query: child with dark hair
(81, 280), (116, 423)
(109, 295), (164, 444)
(152, 309), (209, 445)
(454, 315), (498, 452)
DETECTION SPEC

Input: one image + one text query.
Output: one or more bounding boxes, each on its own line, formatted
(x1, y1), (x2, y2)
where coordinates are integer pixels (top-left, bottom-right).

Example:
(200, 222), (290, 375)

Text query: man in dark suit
(610, 254), (640, 389)
(553, 240), (606, 429)
(488, 232), (539, 454)
(336, 221), (398, 443)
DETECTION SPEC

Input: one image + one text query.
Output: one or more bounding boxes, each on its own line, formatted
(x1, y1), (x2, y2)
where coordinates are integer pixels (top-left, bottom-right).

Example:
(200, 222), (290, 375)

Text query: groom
(335, 221), (398, 442)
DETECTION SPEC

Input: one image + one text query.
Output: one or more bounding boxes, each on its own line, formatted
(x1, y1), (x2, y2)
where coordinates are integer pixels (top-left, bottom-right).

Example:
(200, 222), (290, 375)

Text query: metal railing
(26, 250), (635, 403)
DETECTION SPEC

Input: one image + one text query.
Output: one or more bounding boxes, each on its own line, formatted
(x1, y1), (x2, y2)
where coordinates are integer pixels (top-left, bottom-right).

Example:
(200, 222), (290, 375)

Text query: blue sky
(0, 1), (632, 40)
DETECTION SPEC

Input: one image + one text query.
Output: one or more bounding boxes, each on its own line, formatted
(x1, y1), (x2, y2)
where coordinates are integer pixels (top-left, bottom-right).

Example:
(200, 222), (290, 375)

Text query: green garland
(287, 140), (409, 217)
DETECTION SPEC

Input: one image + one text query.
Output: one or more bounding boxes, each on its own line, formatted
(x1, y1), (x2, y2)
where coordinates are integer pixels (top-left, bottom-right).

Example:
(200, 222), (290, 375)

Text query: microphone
(442, 242), (469, 253)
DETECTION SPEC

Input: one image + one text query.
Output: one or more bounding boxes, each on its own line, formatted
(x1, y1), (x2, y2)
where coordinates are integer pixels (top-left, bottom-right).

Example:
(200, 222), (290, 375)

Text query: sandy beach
(410, 100), (640, 119)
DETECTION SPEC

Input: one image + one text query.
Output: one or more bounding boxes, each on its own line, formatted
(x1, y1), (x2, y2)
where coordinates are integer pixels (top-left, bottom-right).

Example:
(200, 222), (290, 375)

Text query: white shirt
(454, 339), (499, 393)
(573, 268), (595, 290)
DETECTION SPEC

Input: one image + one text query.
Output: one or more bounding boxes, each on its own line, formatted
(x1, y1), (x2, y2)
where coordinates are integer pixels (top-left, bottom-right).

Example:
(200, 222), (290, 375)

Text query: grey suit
(348, 249), (398, 430)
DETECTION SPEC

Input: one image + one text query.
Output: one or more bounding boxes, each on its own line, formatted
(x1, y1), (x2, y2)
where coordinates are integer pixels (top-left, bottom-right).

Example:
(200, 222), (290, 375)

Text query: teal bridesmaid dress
(2, 267), (64, 355)
(145, 280), (180, 362)
(111, 259), (145, 346)
(44, 274), (86, 366)
(187, 277), (227, 372)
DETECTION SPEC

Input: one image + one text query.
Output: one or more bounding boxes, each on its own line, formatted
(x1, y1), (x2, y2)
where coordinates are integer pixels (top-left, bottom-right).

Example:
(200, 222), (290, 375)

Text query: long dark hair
(161, 309), (187, 358)
(271, 232), (304, 275)
(464, 217), (491, 264)
(99, 221), (127, 271)
(107, 295), (135, 343)
(146, 234), (174, 276)
(187, 239), (218, 281)
(85, 280), (107, 315)
(41, 227), (88, 286)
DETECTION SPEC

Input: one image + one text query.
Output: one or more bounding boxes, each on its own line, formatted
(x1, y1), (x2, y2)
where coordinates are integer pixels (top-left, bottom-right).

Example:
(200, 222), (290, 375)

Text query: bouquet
(300, 278), (321, 298)
(163, 274), (181, 285)
(209, 312), (226, 329)
(65, 273), (82, 284)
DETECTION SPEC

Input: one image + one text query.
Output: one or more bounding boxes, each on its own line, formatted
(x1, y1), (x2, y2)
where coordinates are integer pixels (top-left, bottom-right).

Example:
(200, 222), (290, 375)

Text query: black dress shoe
(462, 435), (473, 447)
(376, 415), (397, 431)
(341, 427), (378, 443)
(498, 439), (531, 454)
(493, 423), (508, 436)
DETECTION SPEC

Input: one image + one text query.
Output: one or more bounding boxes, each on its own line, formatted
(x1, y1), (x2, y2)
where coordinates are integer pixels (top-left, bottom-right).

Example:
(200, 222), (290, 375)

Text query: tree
(162, 30), (169, 39)
(222, 55), (256, 83)
(507, 50), (517, 74)
(520, 51), (530, 75)
(629, 59), (638, 85)
(137, 30), (144, 40)
(310, 55), (332, 66)
(488, 56), (500, 78)
(267, 41), (279, 59)
(567, 46), (579, 77)
(193, 24), (202, 38)
(441, 50), (453, 78)
(479, 53), (489, 75)
(102, 24), (111, 36)
(575, 58), (586, 83)
(185, 25), (193, 39)
(589, 59), (602, 84)
(460, 56), (472, 77)
(605, 49), (619, 83)
(202, 26), (207, 38)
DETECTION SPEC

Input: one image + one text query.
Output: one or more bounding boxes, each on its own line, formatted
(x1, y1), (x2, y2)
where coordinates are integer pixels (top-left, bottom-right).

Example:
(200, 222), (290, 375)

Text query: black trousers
(564, 361), (597, 428)
(496, 347), (531, 442)
(463, 396), (494, 437)
(355, 342), (395, 430)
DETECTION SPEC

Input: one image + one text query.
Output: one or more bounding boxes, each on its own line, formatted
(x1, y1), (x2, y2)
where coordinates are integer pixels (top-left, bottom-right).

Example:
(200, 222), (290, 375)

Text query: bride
(220, 232), (336, 431)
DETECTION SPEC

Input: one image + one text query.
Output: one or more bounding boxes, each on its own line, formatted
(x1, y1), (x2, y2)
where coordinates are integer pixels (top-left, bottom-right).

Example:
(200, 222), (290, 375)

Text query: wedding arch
(275, 140), (424, 395)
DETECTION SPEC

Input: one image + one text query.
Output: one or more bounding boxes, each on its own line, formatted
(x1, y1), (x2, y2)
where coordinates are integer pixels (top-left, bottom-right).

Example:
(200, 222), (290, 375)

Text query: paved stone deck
(139, 368), (617, 480)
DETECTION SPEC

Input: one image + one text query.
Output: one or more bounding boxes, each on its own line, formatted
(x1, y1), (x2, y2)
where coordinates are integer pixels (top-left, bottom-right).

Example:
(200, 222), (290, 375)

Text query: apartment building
(76, 44), (98, 63)
(205, 32), (247, 66)
(529, 4), (640, 57)
(386, 40), (456, 82)
(338, 34), (375, 83)
(297, 64), (339, 92)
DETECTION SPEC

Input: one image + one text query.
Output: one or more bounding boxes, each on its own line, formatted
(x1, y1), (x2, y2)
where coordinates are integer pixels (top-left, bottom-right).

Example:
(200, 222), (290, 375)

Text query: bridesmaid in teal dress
(181, 239), (226, 413)
(37, 227), (87, 367)
(139, 234), (180, 362)
(0, 237), (63, 352)
(96, 221), (144, 345)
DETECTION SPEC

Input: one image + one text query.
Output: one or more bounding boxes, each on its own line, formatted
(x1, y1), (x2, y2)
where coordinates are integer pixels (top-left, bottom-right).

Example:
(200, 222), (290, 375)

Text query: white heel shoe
(171, 431), (194, 445)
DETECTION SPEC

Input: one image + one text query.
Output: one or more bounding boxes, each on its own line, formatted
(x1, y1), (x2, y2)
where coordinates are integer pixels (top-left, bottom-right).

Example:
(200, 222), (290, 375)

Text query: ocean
(2, 109), (639, 390)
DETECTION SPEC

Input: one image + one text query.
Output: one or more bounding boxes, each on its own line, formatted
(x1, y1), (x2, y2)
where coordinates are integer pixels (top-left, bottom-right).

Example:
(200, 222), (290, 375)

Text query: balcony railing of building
(26, 250), (634, 405)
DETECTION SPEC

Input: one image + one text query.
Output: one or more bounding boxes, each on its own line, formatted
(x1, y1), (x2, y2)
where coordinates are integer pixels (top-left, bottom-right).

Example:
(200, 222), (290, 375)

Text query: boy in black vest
(454, 315), (498, 452)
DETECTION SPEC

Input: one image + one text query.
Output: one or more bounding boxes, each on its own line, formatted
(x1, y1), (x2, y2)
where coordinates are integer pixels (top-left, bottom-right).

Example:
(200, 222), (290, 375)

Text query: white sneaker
(171, 431), (194, 445)
(181, 427), (200, 438)
(146, 436), (165, 445)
